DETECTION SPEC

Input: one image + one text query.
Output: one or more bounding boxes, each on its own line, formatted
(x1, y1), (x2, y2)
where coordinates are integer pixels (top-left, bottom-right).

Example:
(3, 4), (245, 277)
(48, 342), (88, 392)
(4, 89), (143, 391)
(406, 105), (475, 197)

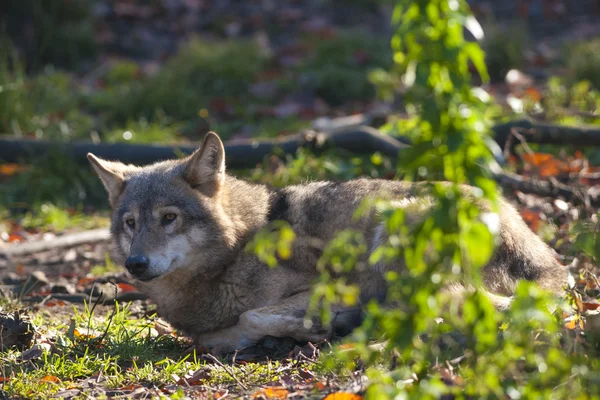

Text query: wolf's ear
(184, 132), (225, 196)
(87, 154), (126, 207)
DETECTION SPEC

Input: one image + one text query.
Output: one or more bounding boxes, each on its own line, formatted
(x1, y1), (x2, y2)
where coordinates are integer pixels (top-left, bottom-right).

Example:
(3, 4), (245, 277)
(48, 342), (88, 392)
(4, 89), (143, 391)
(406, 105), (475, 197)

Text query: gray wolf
(88, 132), (566, 352)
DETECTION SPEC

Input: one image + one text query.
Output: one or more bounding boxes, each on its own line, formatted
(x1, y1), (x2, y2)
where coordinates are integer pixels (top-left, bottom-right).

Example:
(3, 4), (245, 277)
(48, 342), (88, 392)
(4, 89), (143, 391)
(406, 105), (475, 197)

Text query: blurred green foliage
(296, 31), (393, 105)
(0, 0), (97, 70)
(246, 148), (393, 187)
(21, 203), (108, 232)
(102, 115), (182, 144)
(0, 29), (390, 145)
(247, 220), (297, 268)
(566, 38), (600, 90)
(482, 22), (528, 82)
(0, 150), (106, 212)
(541, 78), (600, 126)
(89, 39), (269, 126)
(0, 41), (93, 139)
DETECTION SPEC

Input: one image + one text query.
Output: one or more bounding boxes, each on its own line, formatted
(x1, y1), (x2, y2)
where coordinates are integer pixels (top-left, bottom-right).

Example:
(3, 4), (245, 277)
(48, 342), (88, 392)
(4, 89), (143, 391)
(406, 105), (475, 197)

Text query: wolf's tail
(481, 199), (567, 296)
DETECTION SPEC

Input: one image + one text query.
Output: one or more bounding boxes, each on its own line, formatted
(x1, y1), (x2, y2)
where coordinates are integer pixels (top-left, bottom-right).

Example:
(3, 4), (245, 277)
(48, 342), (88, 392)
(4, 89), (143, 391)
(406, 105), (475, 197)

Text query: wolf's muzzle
(125, 255), (150, 277)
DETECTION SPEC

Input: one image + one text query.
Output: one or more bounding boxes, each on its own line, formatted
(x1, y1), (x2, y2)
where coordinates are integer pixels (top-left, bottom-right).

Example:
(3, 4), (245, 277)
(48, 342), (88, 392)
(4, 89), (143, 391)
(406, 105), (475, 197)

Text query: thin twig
(96, 307), (117, 346)
(511, 127), (536, 157)
(86, 286), (102, 337)
(3, 228), (110, 257)
(585, 269), (600, 290)
(203, 353), (248, 391)
(297, 352), (319, 364)
(242, 364), (264, 380)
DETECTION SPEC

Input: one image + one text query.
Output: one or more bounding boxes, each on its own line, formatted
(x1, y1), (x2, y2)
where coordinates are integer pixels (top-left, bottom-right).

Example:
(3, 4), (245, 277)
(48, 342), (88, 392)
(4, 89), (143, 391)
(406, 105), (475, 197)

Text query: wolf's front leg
(193, 325), (257, 354)
(195, 292), (331, 353)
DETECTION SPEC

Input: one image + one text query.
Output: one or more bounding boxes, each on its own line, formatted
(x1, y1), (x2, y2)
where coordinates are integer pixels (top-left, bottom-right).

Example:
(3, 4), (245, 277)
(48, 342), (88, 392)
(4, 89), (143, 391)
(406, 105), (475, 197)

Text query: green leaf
(464, 42), (490, 83)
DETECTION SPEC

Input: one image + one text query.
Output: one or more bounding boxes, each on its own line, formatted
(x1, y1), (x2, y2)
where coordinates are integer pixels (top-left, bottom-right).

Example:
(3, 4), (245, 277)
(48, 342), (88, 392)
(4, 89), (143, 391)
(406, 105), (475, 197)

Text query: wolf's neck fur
(219, 175), (273, 243)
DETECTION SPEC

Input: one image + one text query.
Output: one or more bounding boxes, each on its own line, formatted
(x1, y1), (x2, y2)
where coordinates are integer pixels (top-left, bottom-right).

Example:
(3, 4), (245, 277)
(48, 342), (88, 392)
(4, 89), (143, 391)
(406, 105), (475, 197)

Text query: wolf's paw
(194, 329), (256, 354)
(290, 318), (331, 343)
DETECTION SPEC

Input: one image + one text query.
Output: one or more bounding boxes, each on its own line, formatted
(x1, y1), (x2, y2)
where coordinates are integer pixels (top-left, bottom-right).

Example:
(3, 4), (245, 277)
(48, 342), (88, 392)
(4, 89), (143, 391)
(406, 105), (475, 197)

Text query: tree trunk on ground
(1, 120), (599, 206)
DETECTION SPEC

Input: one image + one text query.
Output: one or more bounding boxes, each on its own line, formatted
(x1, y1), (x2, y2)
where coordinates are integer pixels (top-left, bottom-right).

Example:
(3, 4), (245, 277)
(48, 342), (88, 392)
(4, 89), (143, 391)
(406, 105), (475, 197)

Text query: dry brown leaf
(73, 328), (101, 340)
(520, 209), (541, 232)
(565, 319), (584, 330)
(252, 387), (289, 399)
(523, 152), (570, 177)
(323, 393), (363, 400)
(7, 233), (24, 243)
(0, 163), (27, 176)
(524, 87), (542, 102)
(118, 383), (143, 391)
(45, 300), (66, 307)
(186, 368), (211, 385)
(298, 368), (315, 380)
(41, 375), (60, 384)
(76, 277), (96, 288)
(117, 283), (138, 293)
(213, 389), (228, 399)
(573, 291), (584, 314)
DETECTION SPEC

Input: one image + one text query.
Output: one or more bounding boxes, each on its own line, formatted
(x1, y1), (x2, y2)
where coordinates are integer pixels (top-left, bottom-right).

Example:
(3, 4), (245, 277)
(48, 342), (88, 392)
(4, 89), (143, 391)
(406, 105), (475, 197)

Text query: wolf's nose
(125, 255), (149, 276)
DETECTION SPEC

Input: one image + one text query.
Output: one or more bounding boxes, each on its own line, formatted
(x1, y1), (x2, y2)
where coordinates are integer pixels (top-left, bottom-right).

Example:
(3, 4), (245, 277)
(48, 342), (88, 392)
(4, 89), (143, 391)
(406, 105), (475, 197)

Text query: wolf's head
(88, 132), (250, 282)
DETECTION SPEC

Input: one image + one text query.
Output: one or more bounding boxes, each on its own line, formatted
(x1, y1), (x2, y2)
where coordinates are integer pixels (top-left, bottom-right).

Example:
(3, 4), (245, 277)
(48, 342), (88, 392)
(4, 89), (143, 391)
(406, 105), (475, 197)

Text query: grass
(0, 301), (324, 399)
(102, 116), (183, 144)
(20, 204), (109, 232)
(1, 302), (184, 398)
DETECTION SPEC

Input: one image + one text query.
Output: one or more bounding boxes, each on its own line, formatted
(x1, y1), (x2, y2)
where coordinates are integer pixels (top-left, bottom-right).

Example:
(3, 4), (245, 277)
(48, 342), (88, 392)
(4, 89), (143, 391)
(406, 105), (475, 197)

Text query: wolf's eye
(125, 218), (135, 229)
(163, 213), (177, 224)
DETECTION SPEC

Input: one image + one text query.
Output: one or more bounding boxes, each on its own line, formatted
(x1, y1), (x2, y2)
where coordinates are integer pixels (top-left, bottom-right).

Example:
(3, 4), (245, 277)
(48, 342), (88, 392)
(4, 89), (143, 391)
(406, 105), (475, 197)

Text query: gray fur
(88, 132), (567, 352)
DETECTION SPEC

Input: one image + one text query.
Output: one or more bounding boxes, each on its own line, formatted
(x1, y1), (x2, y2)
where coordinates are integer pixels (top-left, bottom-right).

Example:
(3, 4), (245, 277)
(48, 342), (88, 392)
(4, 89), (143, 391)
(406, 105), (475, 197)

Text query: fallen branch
(1, 121), (598, 209)
(0, 126), (410, 169)
(494, 170), (600, 208)
(492, 119), (600, 148)
(2, 228), (110, 257)
(19, 291), (148, 304)
(2, 119), (599, 166)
